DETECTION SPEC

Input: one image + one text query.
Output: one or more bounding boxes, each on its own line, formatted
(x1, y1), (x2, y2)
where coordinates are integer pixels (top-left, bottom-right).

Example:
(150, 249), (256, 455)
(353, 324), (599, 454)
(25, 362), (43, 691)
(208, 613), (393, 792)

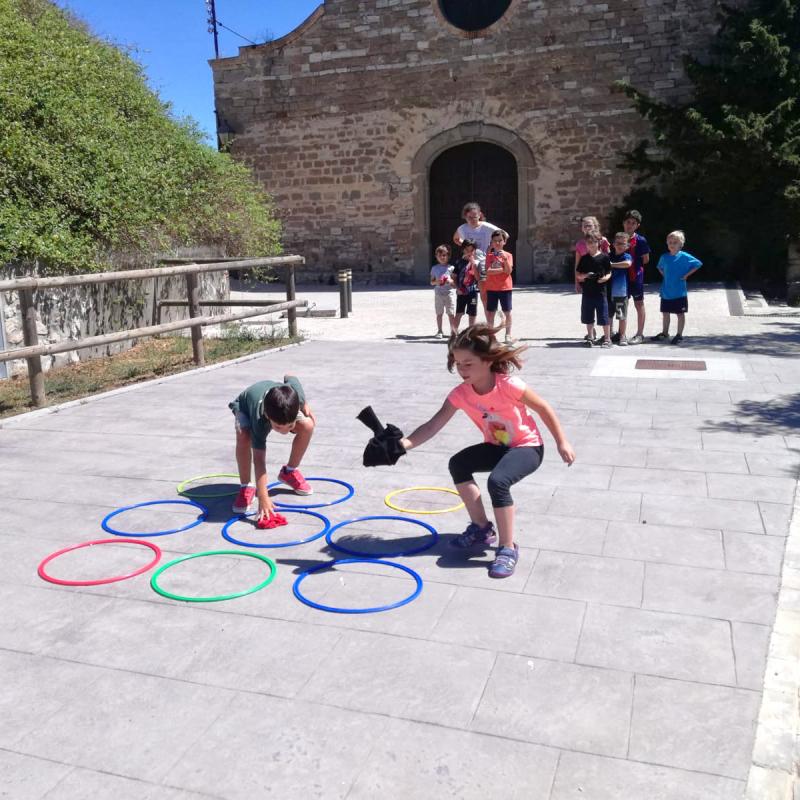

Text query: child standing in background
(622, 210), (651, 344)
(650, 230), (702, 345)
(609, 232), (633, 346)
(485, 229), (515, 343)
(430, 244), (456, 338)
(575, 232), (612, 347)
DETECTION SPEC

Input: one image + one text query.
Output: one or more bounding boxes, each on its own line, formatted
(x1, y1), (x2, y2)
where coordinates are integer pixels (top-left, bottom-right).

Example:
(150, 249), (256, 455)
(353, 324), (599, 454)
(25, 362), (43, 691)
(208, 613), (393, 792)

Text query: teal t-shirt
(229, 376), (305, 450)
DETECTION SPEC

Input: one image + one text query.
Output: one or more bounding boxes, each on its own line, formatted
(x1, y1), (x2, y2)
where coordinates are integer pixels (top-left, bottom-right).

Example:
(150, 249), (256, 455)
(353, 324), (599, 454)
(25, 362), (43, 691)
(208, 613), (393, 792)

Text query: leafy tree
(0, 0), (281, 274)
(614, 0), (800, 282)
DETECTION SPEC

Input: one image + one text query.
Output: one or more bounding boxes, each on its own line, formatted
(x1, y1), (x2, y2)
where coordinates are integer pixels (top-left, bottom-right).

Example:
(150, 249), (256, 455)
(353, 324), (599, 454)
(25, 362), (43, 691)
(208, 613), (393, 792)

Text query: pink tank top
(447, 374), (543, 448)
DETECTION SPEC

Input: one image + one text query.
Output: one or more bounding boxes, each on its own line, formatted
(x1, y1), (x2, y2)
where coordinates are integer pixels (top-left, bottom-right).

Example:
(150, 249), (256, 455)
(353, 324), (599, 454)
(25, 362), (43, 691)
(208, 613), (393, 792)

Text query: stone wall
(1, 252), (228, 377)
(211, 0), (722, 283)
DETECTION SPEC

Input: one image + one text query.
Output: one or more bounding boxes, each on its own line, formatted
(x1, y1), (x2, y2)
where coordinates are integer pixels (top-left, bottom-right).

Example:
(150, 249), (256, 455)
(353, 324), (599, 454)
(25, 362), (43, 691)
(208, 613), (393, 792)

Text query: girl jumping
(400, 325), (575, 579)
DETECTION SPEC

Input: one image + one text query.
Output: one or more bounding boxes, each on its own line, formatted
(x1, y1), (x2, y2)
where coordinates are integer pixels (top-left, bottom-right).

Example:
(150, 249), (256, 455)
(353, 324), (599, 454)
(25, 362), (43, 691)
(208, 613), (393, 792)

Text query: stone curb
(745, 481), (800, 799)
(0, 340), (305, 429)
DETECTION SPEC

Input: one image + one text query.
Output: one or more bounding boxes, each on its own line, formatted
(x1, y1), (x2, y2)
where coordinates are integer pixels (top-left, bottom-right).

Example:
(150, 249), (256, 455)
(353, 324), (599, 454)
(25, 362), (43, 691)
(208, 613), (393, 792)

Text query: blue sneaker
(489, 544), (519, 579)
(450, 521), (497, 548)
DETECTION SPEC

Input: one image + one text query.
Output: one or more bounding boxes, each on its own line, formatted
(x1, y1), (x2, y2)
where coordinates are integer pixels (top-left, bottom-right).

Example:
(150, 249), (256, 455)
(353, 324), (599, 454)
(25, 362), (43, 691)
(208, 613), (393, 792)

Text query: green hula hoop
(150, 549), (276, 603)
(177, 473), (241, 498)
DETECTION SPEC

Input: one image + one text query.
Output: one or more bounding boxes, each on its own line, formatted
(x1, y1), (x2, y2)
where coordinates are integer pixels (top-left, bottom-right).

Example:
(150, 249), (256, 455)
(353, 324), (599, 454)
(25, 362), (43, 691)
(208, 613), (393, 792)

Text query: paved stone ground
(1, 283), (799, 799)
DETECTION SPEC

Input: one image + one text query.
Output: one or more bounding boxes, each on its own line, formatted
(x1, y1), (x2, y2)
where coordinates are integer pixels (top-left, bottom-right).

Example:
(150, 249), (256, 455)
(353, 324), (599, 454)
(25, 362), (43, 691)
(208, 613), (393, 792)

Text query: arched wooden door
(429, 142), (518, 275)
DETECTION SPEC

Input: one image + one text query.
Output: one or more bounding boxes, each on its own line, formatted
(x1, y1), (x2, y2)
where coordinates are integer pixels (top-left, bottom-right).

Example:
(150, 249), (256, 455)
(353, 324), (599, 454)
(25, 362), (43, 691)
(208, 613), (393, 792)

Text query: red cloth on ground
(256, 512), (288, 529)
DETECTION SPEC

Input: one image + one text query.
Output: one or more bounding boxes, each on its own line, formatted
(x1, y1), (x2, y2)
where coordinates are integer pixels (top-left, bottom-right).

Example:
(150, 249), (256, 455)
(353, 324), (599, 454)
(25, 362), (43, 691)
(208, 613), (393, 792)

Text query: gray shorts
(612, 296), (628, 321)
(434, 291), (455, 315)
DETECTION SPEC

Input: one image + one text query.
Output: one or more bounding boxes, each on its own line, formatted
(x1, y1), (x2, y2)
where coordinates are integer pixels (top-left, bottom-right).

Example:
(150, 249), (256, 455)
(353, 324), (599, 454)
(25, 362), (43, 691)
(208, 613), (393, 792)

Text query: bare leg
(602, 324), (611, 342)
(468, 314), (476, 328)
(236, 429), (252, 484)
(486, 310), (496, 329)
(435, 312), (443, 333)
(676, 312), (686, 335)
(635, 299), (646, 337)
(454, 312), (463, 331)
(661, 312), (670, 335)
(494, 505), (515, 548)
(454, 480), (490, 526)
(287, 416), (315, 468)
(504, 310), (512, 338)
(447, 313), (457, 334)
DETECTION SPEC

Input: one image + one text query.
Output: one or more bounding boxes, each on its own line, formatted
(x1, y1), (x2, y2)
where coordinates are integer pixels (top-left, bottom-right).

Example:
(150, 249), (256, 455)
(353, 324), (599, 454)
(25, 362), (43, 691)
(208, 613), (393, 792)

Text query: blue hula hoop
(292, 558), (423, 614)
(102, 499), (208, 538)
(326, 515), (438, 558)
(268, 477), (354, 510)
(221, 508), (331, 549)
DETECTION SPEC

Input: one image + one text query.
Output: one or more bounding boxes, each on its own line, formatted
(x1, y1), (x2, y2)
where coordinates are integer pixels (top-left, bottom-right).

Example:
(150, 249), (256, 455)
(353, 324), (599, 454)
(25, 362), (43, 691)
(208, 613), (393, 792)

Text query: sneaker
(611, 332), (620, 344)
(671, 334), (684, 345)
(584, 338), (594, 348)
(628, 334), (644, 345)
(618, 335), (628, 346)
(278, 466), (313, 495)
(435, 331), (444, 339)
(601, 339), (612, 348)
(489, 544), (519, 579)
(450, 521), (497, 548)
(232, 485), (256, 514)
(583, 330), (596, 342)
(504, 334), (515, 344)
(650, 332), (669, 342)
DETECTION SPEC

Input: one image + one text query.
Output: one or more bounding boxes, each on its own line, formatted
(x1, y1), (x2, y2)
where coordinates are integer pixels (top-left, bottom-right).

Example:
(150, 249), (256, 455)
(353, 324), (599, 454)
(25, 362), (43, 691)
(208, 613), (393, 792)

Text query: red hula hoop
(38, 538), (162, 586)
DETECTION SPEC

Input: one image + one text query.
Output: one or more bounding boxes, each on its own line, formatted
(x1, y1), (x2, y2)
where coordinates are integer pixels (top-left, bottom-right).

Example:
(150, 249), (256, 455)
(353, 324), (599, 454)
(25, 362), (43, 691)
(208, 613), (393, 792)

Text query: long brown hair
(447, 324), (526, 374)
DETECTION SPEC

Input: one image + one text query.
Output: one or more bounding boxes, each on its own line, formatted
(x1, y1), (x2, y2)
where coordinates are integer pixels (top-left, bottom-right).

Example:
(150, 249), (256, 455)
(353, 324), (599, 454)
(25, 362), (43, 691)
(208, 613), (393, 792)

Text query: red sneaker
(278, 466), (313, 495)
(232, 485), (256, 514)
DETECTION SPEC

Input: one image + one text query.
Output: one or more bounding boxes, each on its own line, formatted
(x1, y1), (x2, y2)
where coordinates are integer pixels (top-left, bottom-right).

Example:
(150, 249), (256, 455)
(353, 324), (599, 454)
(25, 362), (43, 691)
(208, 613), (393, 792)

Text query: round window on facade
(438, 0), (512, 32)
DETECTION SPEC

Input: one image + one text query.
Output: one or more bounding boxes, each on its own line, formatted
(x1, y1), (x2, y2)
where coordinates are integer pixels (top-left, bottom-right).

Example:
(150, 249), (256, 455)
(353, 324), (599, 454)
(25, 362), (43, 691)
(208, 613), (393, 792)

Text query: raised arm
(521, 387), (576, 465)
(400, 400), (457, 451)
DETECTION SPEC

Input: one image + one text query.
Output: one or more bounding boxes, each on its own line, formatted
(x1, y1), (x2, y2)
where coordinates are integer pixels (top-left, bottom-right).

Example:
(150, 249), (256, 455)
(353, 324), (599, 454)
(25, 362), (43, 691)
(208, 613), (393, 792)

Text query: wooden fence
(0, 256), (306, 407)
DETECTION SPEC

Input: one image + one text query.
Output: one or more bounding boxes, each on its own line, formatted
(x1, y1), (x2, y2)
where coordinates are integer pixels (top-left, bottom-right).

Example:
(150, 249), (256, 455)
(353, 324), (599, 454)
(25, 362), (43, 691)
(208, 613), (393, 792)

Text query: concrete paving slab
(629, 675), (762, 779)
(643, 563), (779, 624)
(471, 654), (633, 757)
(525, 551), (645, 607)
(603, 520), (724, 569)
(0, 750), (70, 800)
(576, 604), (736, 684)
(1, 282), (799, 798)
(550, 751), (745, 800)
(347, 719), (559, 799)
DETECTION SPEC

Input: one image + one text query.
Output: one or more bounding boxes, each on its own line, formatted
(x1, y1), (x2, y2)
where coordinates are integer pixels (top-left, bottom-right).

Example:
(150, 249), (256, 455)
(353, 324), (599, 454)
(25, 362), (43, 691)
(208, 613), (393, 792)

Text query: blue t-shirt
(657, 250), (702, 299)
(610, 252), (632, 296)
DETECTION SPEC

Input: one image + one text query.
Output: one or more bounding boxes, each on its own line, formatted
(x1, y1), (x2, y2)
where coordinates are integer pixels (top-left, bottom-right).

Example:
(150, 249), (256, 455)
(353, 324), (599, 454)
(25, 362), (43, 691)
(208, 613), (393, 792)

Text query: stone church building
(211, 0), (721, 283)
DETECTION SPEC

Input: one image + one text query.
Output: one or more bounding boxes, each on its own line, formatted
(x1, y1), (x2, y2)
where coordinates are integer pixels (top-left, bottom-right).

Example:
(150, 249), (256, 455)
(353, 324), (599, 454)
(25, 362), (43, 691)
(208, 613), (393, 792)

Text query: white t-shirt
(456, 221), (499, 254)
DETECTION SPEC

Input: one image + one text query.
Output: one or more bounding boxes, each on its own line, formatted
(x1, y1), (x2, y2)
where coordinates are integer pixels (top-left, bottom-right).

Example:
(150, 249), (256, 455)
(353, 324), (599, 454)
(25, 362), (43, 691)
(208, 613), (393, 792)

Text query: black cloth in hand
(357, 406), (406, 467)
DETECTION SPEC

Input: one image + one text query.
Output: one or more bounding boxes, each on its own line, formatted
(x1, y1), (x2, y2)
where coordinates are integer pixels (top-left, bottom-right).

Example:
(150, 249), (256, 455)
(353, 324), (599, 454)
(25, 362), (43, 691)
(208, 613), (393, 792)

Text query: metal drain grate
(635, 359), (707, 371)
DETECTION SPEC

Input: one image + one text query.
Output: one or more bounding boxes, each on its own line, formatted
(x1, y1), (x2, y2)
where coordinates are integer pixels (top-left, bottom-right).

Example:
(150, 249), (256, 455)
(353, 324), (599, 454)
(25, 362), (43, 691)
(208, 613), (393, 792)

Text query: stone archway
(412, 122), (536, 282)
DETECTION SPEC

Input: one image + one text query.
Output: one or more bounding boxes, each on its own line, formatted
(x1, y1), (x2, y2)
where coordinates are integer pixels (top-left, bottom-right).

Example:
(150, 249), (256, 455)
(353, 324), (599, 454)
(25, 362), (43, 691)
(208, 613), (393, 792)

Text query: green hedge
(0, 0), (281, 273)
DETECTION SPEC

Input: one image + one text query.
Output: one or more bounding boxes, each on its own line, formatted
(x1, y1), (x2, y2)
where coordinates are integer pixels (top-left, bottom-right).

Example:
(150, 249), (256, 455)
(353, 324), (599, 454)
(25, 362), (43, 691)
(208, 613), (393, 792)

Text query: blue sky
(55, 1), (321, 144)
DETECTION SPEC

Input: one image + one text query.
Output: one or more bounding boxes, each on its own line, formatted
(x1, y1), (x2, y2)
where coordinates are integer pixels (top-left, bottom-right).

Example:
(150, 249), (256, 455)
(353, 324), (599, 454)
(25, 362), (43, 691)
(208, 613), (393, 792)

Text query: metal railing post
(286, 264), (297, 338)
(337, 270), (348, 318)
(345, 268), (353, 314)
(185, 272), (205, 367)
(20, 288), (45, 406)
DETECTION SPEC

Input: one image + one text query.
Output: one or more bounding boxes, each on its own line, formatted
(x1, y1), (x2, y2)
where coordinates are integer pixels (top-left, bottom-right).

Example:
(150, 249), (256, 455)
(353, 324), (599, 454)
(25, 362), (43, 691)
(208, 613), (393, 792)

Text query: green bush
(0, 0), (281, 274)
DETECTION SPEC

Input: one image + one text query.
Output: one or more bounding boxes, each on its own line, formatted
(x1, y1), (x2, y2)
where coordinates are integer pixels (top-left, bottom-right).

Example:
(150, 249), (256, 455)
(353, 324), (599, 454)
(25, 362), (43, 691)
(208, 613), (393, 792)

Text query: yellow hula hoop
(177, 473), (241, 498)
(384, 486), (465, 515)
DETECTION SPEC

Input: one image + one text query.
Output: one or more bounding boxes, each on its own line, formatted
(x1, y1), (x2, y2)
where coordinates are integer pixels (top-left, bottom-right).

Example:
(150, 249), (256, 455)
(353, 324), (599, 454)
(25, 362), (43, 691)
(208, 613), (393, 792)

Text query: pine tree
(616, 0), (800, 283)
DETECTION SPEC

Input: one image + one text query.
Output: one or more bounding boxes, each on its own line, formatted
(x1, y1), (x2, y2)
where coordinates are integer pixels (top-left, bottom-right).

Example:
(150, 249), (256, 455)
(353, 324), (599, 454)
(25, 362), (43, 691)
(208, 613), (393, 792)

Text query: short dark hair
(625, 210), (642, 223)
(461, 238), (477, 250)
(263, 384), (299, 425)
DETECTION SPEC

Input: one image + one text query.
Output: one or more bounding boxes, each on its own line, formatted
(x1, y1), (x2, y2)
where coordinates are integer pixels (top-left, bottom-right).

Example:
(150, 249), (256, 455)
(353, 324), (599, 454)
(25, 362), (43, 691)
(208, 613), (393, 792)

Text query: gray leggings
(448, 443), (544, 508)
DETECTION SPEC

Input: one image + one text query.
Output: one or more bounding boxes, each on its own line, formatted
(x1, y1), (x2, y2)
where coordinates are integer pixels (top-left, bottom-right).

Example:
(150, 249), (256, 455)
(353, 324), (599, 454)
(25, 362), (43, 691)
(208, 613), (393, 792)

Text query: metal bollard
(345, 269), (353, 314)
(337, 269), (349, 319)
